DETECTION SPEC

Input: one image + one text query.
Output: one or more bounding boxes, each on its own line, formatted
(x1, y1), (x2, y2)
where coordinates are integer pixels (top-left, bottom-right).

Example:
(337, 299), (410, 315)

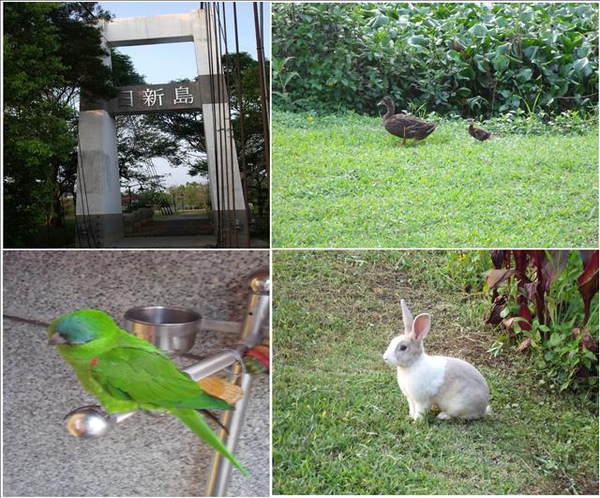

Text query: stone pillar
(76, 109), (123, 247)
(191, 9), (249, 248)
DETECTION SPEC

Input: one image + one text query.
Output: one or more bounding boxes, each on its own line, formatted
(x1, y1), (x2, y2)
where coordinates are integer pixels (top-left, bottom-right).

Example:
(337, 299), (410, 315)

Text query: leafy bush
(272, 2), (598, 117)
(485, 250), (599, 399)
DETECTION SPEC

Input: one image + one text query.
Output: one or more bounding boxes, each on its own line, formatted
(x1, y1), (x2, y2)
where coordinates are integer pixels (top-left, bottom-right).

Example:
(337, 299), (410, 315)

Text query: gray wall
(3, 250), (270, 497)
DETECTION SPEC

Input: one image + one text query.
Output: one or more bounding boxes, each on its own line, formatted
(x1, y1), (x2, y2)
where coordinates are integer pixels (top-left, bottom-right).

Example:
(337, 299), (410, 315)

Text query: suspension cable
(75, 139), (99, 248)
(204, 5), (223, 246)
(215, 3), (232, 246)
(216, 1), (239, 247)
(233, 2), (249, 235)
(254, 2), (270, 184)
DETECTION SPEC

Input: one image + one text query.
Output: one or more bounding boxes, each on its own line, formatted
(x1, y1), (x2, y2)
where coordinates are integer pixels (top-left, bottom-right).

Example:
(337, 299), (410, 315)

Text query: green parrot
(48, 309), (247, 476)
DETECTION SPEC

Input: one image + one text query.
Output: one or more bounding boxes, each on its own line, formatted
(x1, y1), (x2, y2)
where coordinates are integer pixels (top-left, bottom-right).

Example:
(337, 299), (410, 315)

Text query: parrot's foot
(64, 404), (107, 420)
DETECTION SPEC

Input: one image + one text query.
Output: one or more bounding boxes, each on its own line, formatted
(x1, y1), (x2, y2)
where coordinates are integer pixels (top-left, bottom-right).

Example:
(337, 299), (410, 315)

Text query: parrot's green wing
(90, 347), (232, 411)
(90, 346), (248, 475)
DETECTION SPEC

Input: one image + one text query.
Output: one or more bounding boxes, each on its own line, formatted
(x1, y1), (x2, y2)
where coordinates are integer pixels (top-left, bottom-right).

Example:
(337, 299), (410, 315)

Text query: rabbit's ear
(400, 299), (413, 334)
(412, 313), (431, 341)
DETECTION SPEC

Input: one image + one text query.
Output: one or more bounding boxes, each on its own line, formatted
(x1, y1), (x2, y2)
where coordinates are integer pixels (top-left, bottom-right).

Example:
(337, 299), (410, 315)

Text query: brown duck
(467, 120), (492, 141)
(377, 96), (437, 145)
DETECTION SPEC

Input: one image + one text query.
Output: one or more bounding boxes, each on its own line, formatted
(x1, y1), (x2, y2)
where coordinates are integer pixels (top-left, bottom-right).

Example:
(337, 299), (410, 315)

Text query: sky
(98, 1), (271, 187)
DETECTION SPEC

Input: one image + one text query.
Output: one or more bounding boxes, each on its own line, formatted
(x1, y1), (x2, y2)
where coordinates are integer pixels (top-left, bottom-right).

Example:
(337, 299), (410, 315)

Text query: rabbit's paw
(411, 413), (427, 423)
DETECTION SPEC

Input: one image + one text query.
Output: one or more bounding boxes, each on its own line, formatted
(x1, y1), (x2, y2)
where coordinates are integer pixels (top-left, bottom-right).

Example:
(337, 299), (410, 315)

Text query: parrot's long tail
(171, 407), (249, 477)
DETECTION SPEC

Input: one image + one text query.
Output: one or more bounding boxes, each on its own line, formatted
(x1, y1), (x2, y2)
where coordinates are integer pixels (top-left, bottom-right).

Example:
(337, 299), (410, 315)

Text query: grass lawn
(272, 250), (599, 495)
(272, 111), (598, 248)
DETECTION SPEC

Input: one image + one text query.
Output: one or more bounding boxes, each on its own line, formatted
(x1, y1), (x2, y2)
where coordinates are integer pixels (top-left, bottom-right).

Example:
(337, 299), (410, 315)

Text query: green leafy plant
(541, 321), (599, 394)
(272, 56), (301, 111)
(272, 2), (598, 118)
(485, 250), (599, 398)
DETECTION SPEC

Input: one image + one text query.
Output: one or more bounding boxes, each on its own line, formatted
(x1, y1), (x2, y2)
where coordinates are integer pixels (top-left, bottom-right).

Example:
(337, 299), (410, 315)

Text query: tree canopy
(3, 2), (116, 246)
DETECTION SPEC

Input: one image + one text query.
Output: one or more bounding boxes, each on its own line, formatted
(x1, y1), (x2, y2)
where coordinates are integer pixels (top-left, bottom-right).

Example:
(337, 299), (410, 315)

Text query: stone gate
(77, 9), (248, 247)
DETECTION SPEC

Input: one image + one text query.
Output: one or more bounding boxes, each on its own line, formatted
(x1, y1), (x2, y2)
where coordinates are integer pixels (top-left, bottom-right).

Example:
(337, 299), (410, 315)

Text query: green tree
(4, 2), (73, 245)
(3, 2), (117, 247)
(168, 182), (211, 212)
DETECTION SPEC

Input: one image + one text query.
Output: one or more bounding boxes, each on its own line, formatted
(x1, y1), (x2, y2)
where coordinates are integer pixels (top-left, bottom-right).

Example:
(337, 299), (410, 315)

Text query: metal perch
(205, 269), (270, 496)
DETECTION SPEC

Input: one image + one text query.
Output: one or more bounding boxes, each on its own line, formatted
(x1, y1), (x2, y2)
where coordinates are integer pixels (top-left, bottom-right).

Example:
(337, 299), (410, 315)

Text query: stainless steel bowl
(123, 306), (201, 353)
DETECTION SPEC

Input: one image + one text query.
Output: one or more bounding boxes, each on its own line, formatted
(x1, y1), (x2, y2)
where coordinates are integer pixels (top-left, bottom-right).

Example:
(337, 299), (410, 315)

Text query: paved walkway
(116, 212), (269, 248)
(110, 235), (269, 249)
(112, 235), (218, 248)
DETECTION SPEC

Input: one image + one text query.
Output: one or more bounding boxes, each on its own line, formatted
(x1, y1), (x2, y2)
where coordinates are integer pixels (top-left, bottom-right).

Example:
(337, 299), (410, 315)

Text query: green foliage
(272, 57), (301, 111)
(484, 251), (599, 399)
(3, 2), (66, 105)
(48, 2), (117, 99)
(490, 108), (596, 136)
(3, 2), (74, 245)
(3, 2), (120, 247)
(273, 3), (383, 114)
(272, 2), (598, 117)
(111, 51), (146, 86)
(540, 322), (598, 400)
(167, 182), (211, 212)
(116, 114), (180, 187)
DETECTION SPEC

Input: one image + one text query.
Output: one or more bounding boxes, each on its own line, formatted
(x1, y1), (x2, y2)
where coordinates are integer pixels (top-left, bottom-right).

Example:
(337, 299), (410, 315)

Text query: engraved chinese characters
(108, 82), (202, 115)
(174, 86), (194, 104)
(142, 88), (164, 107)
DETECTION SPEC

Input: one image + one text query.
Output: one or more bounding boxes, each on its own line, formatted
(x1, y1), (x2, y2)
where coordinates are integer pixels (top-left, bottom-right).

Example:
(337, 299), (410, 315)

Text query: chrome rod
(184, 350), (244, 380)
(204, 268), (270, 496)
(200, 319), (241, 334)
(205, 367), (252, 497)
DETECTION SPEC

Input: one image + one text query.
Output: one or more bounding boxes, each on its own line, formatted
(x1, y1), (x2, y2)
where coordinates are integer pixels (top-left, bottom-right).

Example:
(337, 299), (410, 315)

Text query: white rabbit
(383, 299), (490, 421)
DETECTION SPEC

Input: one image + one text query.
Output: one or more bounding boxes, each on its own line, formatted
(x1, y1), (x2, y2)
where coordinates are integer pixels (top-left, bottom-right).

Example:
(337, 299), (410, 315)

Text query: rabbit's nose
(383, 350), (397, 365)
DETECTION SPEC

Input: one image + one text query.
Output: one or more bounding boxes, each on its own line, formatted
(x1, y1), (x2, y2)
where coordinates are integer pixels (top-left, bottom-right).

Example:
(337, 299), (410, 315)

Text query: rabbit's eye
(398, 345), (407, 351)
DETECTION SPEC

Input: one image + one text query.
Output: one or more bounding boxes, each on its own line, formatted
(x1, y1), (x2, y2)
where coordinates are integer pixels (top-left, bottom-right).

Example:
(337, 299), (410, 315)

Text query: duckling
(467, 120), (492, 141)
(377, 96), (438, 146)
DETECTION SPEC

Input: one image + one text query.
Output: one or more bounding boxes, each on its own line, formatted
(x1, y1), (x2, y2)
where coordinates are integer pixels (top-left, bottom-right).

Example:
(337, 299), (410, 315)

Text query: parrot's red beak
(48, 332), (69, 345)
